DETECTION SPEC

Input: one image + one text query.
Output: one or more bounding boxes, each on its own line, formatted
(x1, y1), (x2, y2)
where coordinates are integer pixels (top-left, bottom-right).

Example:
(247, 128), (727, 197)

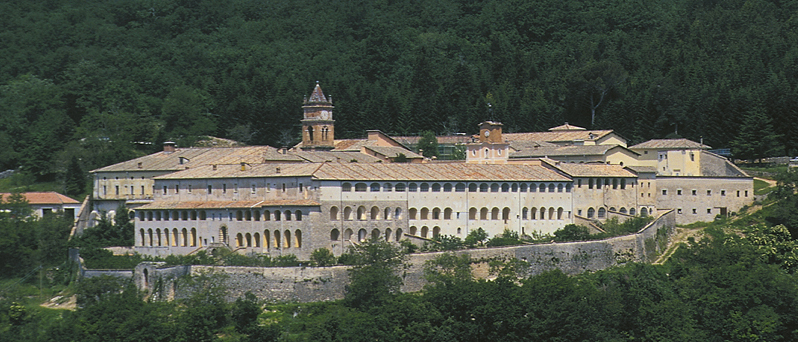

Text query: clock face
(320, 110), (329, 119)
(484, 130), (490, 138)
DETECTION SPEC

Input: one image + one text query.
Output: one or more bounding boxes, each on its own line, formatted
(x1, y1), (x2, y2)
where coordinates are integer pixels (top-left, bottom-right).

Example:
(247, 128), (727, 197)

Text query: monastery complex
(87, 83), (753, 259)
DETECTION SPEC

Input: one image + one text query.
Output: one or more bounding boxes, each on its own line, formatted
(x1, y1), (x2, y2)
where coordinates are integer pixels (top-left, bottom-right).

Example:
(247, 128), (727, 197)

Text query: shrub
(310, 248), (336, 267)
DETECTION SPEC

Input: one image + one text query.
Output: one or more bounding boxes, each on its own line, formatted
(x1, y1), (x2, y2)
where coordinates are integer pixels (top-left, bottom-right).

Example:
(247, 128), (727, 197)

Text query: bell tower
(301, 82), (335, 150)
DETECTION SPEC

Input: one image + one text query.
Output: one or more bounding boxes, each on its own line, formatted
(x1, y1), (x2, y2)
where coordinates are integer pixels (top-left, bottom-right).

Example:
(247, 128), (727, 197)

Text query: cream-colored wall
(466, 143), (509, 164)
(605, 149), (640, 166)
(571, 177), (640, 218)
(93, 171), (168, 201)
(656, 177), (753, 225)
(659, 150), (701, 176)
(598, 134), (627, 147)
(632, 149), (659, 168)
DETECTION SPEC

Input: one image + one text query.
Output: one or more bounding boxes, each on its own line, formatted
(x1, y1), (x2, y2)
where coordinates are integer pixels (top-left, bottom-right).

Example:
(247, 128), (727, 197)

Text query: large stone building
(85, 82), (753, 258)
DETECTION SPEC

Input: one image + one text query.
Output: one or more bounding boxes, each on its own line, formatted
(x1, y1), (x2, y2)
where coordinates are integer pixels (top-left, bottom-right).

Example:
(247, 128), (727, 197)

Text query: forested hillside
(1, 0), (796, 185)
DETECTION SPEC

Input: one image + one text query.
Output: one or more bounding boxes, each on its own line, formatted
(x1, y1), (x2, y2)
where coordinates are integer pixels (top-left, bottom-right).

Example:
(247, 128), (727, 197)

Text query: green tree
(344, 238), (407, 309)
(416, 130), (439, 158)
(731, 106), (782, 162)
(63, 155), (86, 198)
(310, 248), (336, 267)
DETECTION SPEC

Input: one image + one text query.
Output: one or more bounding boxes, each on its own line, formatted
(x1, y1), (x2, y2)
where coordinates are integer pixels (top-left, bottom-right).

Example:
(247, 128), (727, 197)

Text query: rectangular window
(251, 184), (256, 194)
(721, 190), (726, 196)
(175, 185), (179, 194)
(692, 208), (697, 214)
(745, 190), (748, 197)
(677, 208), (682, 214)
(130, 186), (134, 195)
(282, 183), (286, 192)
(612, 179), (618, 189)
(737, 190), (740, 197)
(234, 183), (238, 193)
(103, 185), (107, 195)
(115, 186), (120, 195)
(662, 189), (667, 195)
(707, 190), (712, 196)
(208, 185), (212, 194)
(300, 183), (304, 192)
(188, 185), (192, 193)
(707, 208), (712, 214)
(223, 184), (227, 193)
(141, 186), (145, 195)
(588, 178), (594, 189)
(162, 186), (166, 195)
(577, 179), (582, 188)
(620, 179), (626, 189)
(692, 189), (697, 196)
(677, 189), (682, 195)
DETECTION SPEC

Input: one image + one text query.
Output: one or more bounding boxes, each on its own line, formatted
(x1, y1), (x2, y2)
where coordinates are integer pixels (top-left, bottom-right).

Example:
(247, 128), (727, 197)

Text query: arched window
(557, 207), (564, 220)
(344, 207), (352, 220)
(530, 207), (537, 220)
(384, 208), (391, 220)
(331, 229), (340, 241)
(147, 229), (153, 246)
(409, 226), (417, 236)
(522, 207), (528, 220)
(385, 228), (392, 242)
(566, 184), (572, 192)
(244, 211), (251, 221)
(181, 228), (188, 246)
(371, 229), (380, 240)
(480, 183), (489, 192)
(587, 208), (595, 218)
(502, 207), (511, 220)
(558, 184), (563, 192)
(511, 183), (518, 192)
(443, 183), (452, 192)
(444, 208), (453, 220)
(549, 184), (555, 192)
(539, 184), (546, 192)
(236, 233), (243, 247)
(357, 206), (366, 220)
(539, 207), (546, 220)
(501, 183), (510, 192)
(199, 211), (206, 220)
(284, 230), (291, 248)
(409, 208), (417, 220)
(469, 183), (478, 192)
(295, 210), (302, 221)
(358, 229), (367, 242)
(245, 233), (252, 247)
(598, 208), (606, 218)
(355, 183), (367, 192)
(421, 226), (429, 238)
(284, 210), (291, 221)
(469, 207), (478, 220)
(530, 183), (537, 192)
(432, 208), (441, 220)
(264, 230), (270, 249)
(344, 229), (353, 241)
(620, 207), (627, 214)
(395, 183), (406, 192)
(629, 208), (636, 215)
(396, 228), (403, 241)
(156, 211), (162, 221)
(383, 183), (393, 192)
(491, 207), (500, 220)
(295, 230), (302, 248)
(609, 207), (616, 212)
(371, 183), (380, 192)
(456, 183), (466, 192)
(254, 233), (261, 247)
(433, 226), (441, 238)
(641, 207), (648, 216)
(395, 208), (402, 220)
(420, 183), (430, 192)
(191, 228), (197, 247)
(274, 211), (281, 221)
(408, 183), (418, 192)
(138, 211), (145, 221)
(432, 183), (441, 192)
(520, 183), (527, 192)
(420, 208), (429, 220)
(491, 183), (499, 192)
(342, 183), (352, 192)
(371, 206), (379, 220)
(156, 229), (162, 246)
(264, 210), (271, 221)
(480, 208), (489, 220)
(330, 206), (339, 220)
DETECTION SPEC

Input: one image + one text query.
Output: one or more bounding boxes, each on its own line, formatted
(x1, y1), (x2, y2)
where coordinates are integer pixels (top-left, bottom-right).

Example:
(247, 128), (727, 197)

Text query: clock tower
(301, 82), (335, 150)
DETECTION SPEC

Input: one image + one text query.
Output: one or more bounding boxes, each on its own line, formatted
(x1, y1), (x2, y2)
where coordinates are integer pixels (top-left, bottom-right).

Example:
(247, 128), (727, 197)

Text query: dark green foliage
(344, 238), (407, 309)
(464, 227), (488, 247)
(310, 248), (336, 267)
(232, 292), (260, 334)
(416, 131), (438, 158)
(63, 155), (85, 198)
(553, 224), (592, 242)
(70, 206), (134, 250)
(421, 234), (465, 252)
(486, 229), (524, 247)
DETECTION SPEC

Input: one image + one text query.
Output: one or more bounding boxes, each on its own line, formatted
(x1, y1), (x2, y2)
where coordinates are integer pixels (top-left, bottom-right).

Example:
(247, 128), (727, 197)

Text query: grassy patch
(740, 166), (787, 176)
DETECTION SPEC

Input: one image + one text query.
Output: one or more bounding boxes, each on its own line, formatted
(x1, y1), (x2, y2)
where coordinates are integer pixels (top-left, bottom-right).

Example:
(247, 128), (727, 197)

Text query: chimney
(276, 167), (281, 174)
(240, 162), (246, 171)
(137, 162), (143, 169)
(212, 164), (217, 171)
(163, 141), (176, 153)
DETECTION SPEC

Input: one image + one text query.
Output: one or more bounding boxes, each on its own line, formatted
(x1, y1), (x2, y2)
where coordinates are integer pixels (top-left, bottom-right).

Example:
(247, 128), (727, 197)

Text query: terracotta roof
(307, 83), (328, 103)
(364, 146), (423, 159)
(625, 165), (658, 174)
(294, 151), (383, 163)
(91, 146), (303, 173)
(629, 139), (711, 150)
(393, 135), (473, 145)
(157, 162), (569, 182)
(540, 160), (636, 178)
(0, 192), (80, 205)
(136, 199), (320, 210)
(548, 123), (586, 131)
(503, 130), (616, 143)
(311, 163), (570, 182)
(510, 145), (636, 158)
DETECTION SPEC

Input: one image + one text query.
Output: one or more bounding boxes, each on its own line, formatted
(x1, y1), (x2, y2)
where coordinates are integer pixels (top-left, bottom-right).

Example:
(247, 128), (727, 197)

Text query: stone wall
(132, 210), (675, 303)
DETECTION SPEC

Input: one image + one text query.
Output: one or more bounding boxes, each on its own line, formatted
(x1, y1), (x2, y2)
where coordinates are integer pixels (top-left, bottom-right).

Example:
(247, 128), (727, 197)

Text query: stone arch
(409, 208), (418, 220)
(371, 206), (380, 220)
(502, 207), (511, 220)
(480, 208), (489, 220)
(395, 228), (403, 241)
(444, 208), (453, 220)
(433, 226), (441, 238)
(254, 232), (261, 247)
(432, 208), (441, 220)
(330, 229), (340, 241)
(245, 233), (252, 247)
(284, 230), (291, 248)
(469, 207), (478, 220)
(598, 207), (606, 218)
(264, 230), (270, 249)
(421, 226), (429, 238)
(420, 207), (429, 220)
(557, 207), (564, 220)
(344, 228), (353, 241)
(385, 228), (392, 241)
(357, 206), (366, 220)
(491, 207), (500, 220)
(587, 208), (595, 218)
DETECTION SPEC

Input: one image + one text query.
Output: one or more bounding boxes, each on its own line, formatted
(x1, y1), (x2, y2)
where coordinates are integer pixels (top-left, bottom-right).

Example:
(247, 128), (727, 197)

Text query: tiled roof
(0, 192), (80, 205)
(157, 162), (569, 182)
(510, 145), (633, 158)
(548, 123), (586, 131)
(91, 146), (303, 173)
(307, 83), (328, 103)
(503, 130), (615, 143)
(540, 160), (636, 178)
(294, 151), (383, 163)
(311, 163), (570, 182)
(625, 165), (658, 173)
(364, 146), (423, 159)
(393, 135), (473, 145)
(136, 199), (320, 210)
(629, 139), (711, 150)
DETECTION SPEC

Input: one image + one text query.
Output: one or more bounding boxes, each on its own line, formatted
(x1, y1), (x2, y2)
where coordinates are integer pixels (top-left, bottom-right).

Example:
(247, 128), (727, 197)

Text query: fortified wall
(126, 210), (675, 303)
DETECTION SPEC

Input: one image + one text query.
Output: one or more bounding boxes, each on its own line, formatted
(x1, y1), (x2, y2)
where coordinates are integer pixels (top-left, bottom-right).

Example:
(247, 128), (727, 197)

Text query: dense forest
(0, 0), (796, 188)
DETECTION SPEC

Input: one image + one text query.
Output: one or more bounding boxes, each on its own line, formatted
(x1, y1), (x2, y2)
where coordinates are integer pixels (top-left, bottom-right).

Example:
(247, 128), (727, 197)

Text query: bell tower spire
(301, 81), (335, 150)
